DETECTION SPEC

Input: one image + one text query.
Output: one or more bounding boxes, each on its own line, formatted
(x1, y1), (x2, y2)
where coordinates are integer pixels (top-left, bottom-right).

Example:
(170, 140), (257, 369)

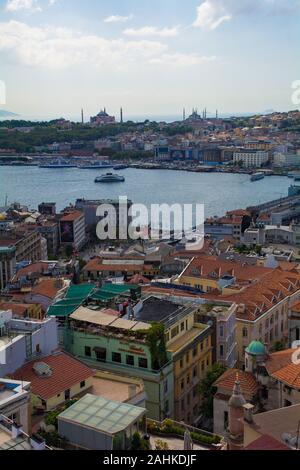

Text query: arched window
(243, 327), (248, 338)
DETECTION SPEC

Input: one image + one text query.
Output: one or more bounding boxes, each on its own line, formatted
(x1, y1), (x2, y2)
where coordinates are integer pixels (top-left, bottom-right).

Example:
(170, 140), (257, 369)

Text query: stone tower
(228, 374), (246, 450)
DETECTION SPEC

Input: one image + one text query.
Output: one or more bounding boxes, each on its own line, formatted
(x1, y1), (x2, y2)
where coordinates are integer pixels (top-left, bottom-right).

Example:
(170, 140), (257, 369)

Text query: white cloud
(0, 20), (215, 69)
(194, 0), (300, 30)
(104, 14), (133, 23)
(194, 1), (231, 30)
(123, 26), (180, 38)
(6, 0), (41, 12)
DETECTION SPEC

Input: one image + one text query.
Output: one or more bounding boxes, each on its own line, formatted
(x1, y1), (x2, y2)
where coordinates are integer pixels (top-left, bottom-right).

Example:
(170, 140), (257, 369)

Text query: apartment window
(193, 386), (197, 398)
(219, 325), (224, 337)
(171, 326), (179, 339)
(181, 399), (185, 411)
(112, 352), (122, 363)
(193, 367), (197, 378)
(181, 379), (184, 390)
(85, 346), (91, 357)
(187, 393), (190, 405)
(193, 347), (197, 357)
(126, 355), (134, 366)
(187, 374), (190, 385)
(80, 381), (86, 389)
(180, 358), (183, 368)
(201, 361), (205, 372)
(95, 347), (106, 363)
(138, 358), (148, 369)
(186, 352), (190, 364)
(207, 357), (210, 366)
(243, 327), (248, 338)
(220, 345), (224, 357)
(181, 322), (185, 332)
(200, 342), (203, 351)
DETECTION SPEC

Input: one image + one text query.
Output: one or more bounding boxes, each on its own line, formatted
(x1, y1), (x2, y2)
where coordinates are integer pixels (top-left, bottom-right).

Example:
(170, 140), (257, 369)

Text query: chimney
(30, 434), (46, 451)
(243, 403), (254, 424)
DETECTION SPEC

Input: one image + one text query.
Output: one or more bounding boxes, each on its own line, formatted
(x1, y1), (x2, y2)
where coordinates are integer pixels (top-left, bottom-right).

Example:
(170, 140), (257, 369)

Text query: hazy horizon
(0, 0), (300, 117)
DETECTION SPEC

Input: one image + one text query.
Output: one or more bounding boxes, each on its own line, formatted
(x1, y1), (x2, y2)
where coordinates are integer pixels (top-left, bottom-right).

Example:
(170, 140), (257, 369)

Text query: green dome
(245, 341), (265, 356)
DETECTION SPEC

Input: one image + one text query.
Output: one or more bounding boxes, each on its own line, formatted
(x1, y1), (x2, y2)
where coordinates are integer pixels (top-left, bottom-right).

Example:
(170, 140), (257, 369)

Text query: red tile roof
(220, 269), (300, 321)
(266, 349), (300, 389)
(214, 369), (258, 396)
(244, 434), (290, 451)
(15, 262), (50, 279)
(31, 279), (64, 299)
(60, 211), (83, 222)
(0, 302), (29, 317)
(180, 255), (272, 284)
(12, 353), (93, 400)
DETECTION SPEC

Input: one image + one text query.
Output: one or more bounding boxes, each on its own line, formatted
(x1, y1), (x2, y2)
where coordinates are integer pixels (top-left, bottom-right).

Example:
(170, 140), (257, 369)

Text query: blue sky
(0, 0), (300, 119)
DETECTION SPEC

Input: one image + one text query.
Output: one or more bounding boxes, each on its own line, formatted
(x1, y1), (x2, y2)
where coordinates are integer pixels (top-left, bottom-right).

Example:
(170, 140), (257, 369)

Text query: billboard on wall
(60, 221), (74, 243)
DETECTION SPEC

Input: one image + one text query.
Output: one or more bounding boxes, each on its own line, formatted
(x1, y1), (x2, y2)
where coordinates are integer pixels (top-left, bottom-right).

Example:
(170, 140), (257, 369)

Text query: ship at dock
(79, 161), (114, 170)
(39, 158), (77, 169)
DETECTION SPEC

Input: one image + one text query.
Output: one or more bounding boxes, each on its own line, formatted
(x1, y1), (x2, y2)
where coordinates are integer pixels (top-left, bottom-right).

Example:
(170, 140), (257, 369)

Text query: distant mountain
(0, 109), (19, 118)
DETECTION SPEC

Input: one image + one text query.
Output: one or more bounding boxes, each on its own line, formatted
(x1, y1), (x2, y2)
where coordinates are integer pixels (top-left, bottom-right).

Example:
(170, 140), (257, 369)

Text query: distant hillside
(0, 109), (19, 118)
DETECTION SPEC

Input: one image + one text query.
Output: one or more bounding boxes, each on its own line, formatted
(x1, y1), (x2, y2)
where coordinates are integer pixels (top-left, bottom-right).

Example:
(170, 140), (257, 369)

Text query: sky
(0, 0), (300, 120)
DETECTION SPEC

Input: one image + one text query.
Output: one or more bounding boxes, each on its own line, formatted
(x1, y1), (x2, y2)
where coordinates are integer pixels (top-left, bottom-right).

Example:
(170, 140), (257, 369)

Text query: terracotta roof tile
(12, 352), (93, 400)
(214, 368), (258, 396)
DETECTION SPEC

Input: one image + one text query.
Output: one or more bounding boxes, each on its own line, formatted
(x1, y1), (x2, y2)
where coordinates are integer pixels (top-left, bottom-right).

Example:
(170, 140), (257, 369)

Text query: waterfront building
(59, 210), (86, 250)
(273, 152), (300, 167)
(233, 150), (269, 168)
(0, 310), (58, 376)
(12, 352), (94, 412)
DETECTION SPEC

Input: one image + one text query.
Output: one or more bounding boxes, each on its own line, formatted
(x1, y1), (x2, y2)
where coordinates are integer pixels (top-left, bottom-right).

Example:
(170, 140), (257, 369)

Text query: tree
(65, 244), (73, 258)
(198, 363), (227, 418)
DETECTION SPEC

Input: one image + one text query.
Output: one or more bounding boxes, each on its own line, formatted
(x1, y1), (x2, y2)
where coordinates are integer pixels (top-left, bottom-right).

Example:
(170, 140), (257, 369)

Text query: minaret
(120, 107), (123, 124)
(183, 108), (186, 121)
(81, 108), (84, 124)
(228, 373), (246, 450)
(216, 109), (218, 120)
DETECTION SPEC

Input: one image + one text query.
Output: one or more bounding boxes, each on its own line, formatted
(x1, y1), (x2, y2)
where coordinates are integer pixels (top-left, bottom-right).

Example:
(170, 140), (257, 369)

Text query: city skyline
(0, 0), (300, 118)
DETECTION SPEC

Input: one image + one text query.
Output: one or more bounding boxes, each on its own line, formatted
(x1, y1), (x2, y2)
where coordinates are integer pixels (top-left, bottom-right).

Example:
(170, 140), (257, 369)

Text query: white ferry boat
(250, 172), (265, 182)
(95, 173), (125, 183)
